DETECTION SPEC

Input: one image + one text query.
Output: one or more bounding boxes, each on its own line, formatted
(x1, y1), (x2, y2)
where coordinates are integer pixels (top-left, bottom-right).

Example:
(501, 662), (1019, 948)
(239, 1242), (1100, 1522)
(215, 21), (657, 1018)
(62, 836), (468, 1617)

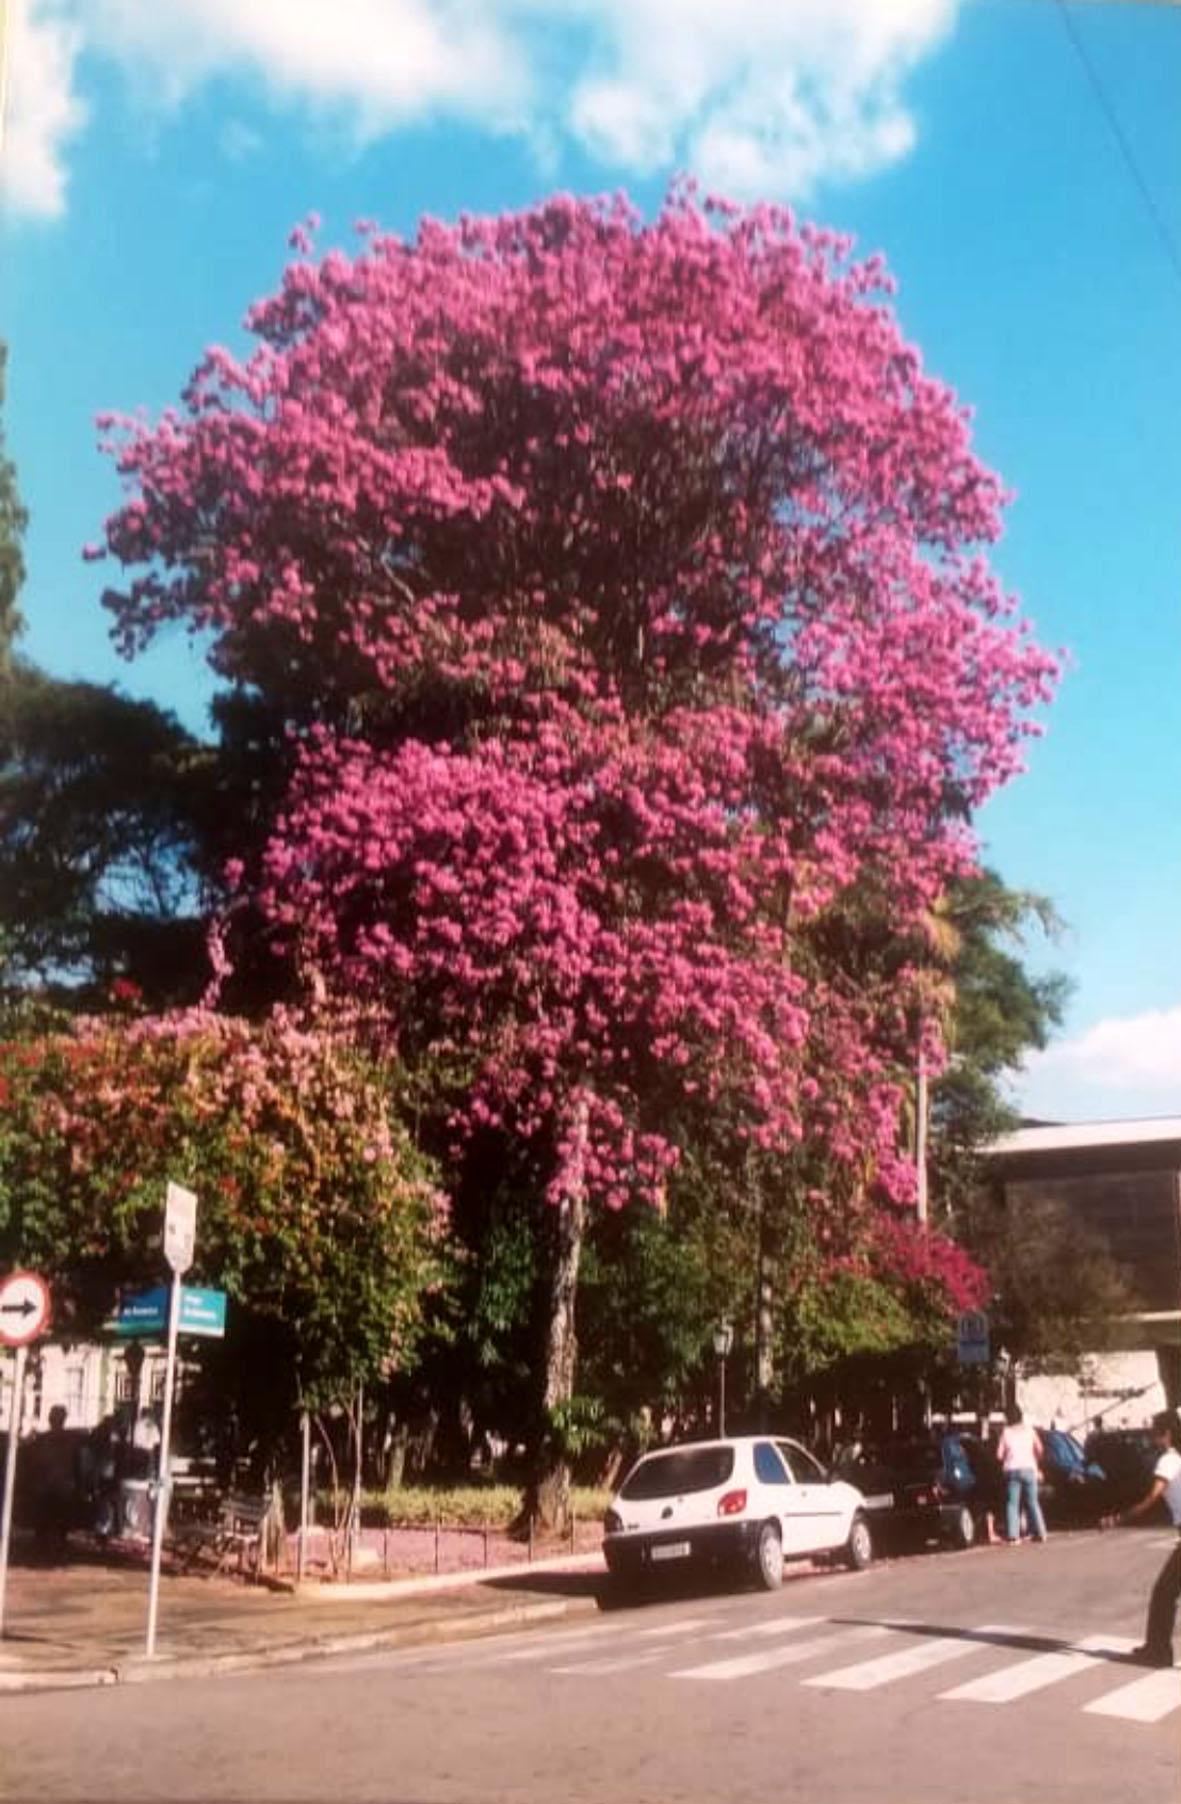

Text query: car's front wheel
(844, 1513), (873, 1570)
(752, 1521), (784, 1590)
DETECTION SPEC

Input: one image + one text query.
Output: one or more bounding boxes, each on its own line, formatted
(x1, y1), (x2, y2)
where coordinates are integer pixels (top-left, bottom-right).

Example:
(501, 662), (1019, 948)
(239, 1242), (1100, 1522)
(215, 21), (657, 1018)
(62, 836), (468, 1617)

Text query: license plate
(651, 1541), (692, 1562)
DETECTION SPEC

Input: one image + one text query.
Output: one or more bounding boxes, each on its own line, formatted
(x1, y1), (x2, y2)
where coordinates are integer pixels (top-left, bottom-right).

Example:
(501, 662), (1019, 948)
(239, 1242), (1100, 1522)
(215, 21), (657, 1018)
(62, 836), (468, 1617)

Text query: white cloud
(4, 0), (960, 221)
(1016, 1004), (1181, 1125)
(1, 0), (87, 219)
(564, 0), (951, 194)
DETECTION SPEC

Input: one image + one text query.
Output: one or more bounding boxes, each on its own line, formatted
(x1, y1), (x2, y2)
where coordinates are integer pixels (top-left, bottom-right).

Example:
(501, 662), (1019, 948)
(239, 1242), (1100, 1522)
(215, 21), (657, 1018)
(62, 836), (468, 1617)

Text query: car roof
(633, 1434), (805, 1456)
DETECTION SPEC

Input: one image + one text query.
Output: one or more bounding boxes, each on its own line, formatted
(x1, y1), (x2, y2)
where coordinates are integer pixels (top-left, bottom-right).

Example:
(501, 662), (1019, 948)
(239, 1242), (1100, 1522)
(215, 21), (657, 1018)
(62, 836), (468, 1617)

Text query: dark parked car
(833, 1431), (984, 1551)
(1084, 1428), (1166, 1520)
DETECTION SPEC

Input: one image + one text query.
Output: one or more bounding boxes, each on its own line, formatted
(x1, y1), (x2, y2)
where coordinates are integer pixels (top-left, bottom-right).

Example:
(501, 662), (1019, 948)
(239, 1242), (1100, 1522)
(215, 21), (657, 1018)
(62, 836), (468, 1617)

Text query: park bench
(174, 1488), (270, 1577)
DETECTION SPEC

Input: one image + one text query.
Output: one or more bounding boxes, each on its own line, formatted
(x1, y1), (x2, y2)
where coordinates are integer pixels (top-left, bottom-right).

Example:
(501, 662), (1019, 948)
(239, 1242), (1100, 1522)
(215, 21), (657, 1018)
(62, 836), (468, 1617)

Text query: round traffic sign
(0, 1270), (52, 1347)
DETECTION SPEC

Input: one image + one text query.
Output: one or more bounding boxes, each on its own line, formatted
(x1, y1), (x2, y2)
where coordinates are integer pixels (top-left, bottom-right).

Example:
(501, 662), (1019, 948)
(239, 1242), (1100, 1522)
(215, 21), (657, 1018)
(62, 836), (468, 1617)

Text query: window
(753, 1442), (790, 1485)
(620, 1446), (735, 1499)
(779, 1442), (826, 1484)
(65, 1365), (86, 1416)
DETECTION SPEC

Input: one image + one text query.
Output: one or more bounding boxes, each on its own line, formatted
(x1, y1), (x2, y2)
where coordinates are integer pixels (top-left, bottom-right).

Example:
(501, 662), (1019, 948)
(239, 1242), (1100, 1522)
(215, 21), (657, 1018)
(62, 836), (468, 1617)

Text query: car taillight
(603, 1509), (623, 1533)
(717, 1489), (748, 1517)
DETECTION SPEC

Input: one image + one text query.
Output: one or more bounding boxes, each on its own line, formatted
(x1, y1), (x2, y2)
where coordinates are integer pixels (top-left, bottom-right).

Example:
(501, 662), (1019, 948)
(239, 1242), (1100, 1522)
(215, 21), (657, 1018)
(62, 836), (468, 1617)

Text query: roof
(988, 1116), (1181, 1158)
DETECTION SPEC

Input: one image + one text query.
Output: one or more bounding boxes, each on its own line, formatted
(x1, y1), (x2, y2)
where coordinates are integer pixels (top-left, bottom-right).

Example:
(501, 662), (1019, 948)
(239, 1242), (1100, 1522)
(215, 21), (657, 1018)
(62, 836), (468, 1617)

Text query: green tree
(0, 663), (215, 1007)
(959, 1188), (1134, 1373)
(0, 1012), (447, 1438)
(930, 870), (1071, 1207)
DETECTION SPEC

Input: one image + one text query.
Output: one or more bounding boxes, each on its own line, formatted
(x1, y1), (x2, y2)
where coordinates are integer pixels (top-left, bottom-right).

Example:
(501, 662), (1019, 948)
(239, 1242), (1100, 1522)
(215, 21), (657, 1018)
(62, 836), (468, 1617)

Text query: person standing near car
(998, 1405), (1048, 1544)
(1100, 1409), (1181, 1669)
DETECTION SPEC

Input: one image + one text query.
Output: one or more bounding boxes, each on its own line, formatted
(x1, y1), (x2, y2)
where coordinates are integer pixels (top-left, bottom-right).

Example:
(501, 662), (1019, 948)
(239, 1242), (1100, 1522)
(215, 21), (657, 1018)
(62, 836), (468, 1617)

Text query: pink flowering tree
(0, 1010), (447, 1420)
(92, 190), (1055, 1524)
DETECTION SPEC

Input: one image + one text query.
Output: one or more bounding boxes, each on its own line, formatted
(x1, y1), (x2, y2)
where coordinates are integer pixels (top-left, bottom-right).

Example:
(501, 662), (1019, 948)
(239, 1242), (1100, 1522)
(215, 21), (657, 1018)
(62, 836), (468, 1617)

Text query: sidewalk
(0, 1544), (605, 1694)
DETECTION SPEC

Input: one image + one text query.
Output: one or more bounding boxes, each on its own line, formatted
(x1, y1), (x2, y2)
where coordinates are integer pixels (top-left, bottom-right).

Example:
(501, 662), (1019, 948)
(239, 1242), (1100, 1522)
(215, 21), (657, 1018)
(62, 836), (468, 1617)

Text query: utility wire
(1053, 0), (1181, 294)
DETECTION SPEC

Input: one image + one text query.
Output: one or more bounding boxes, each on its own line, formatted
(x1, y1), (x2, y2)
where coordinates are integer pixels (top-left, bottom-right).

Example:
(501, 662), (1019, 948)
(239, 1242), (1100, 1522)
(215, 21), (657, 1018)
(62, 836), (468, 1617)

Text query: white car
(602, 1435), (872, 1593)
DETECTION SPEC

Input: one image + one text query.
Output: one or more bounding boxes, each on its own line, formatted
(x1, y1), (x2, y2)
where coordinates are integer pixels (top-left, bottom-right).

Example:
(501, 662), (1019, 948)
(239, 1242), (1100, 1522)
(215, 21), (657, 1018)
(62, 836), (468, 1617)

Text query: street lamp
(995, 1344), (1012, 1418)
(712, 1319), (734, 1437)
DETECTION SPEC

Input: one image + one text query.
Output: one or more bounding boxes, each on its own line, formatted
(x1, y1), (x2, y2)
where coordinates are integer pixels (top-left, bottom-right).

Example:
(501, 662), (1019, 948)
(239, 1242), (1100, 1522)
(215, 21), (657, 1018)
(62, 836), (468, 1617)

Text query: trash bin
(119, 1478), (153, 1542)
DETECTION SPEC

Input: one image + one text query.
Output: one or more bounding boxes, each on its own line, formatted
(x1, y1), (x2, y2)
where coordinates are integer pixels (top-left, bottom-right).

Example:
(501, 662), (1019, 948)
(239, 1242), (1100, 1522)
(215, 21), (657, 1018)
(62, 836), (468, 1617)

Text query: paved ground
(4, 1528), (1178, 1804)
(0, 1537), (604, 1688)
(2, 1529), (1181, 1796)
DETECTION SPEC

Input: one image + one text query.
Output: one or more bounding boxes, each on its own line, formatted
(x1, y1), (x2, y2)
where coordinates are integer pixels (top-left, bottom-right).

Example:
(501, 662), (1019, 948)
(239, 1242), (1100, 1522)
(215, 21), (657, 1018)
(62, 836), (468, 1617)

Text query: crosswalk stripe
(489, 1612), (724, 1666)
(633, 1618), (719, 1639)
(673, 1624), (889, 1681)
(1084, 1668), (1181, 1724)
(495, 1626), (618, 1662)
(552, 1651), (667, 1675)
(940, 1635), (1135, 1703)
(802, 1624), (1018, 1692)
(713, 1615), (826, 1642)
(551, 1619), (721, 1675)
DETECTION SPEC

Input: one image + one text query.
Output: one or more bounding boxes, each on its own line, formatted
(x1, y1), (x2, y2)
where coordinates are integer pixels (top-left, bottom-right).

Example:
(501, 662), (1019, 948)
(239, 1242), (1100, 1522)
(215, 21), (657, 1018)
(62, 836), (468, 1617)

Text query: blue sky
(3, 0), (1179, 1121)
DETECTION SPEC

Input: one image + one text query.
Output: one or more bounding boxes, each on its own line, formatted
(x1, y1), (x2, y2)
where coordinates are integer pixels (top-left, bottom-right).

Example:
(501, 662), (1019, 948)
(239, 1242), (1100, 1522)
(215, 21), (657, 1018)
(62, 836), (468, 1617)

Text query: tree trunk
(522, 1100), (589, 1535)
(384, 1419), (409, 1493)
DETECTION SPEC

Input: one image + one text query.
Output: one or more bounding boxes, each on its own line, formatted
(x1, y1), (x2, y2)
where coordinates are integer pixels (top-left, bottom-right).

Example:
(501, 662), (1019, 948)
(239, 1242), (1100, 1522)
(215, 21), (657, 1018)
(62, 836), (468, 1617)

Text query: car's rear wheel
(947, 1503), (976, 1549)
(844, 1513), (873, 1570)
(752, 1521), (783, 1590)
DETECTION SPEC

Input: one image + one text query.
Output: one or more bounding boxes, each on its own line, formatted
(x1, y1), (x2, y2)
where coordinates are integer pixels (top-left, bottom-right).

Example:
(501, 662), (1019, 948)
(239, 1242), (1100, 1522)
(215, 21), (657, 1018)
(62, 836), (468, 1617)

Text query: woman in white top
(997, 1405), (1048, 1544)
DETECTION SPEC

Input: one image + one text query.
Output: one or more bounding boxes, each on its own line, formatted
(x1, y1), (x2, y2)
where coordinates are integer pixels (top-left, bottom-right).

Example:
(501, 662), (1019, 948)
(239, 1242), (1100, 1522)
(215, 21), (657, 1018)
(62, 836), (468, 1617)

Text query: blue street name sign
(956, 1309), (990, 1366)
(108, 1285), (227, 1340)
(177, 1287), (227, 1338)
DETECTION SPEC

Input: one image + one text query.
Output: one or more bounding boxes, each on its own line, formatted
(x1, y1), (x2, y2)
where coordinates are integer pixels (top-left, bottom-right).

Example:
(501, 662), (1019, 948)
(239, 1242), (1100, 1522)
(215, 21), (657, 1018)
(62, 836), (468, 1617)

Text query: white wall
(0, 1342), (170, 1433)
(1017, 1349), (1166, 1439)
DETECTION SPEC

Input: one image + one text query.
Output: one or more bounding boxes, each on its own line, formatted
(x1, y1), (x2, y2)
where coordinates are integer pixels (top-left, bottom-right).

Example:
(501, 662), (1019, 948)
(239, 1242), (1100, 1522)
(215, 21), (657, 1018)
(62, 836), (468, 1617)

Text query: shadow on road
(831, 1619), (1140, 1663)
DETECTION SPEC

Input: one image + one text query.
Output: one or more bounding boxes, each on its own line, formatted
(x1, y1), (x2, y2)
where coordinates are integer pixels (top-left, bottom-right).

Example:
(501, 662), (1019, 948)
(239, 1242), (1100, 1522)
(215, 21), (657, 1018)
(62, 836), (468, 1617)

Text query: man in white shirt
(1101, 1409), (1181, 1668)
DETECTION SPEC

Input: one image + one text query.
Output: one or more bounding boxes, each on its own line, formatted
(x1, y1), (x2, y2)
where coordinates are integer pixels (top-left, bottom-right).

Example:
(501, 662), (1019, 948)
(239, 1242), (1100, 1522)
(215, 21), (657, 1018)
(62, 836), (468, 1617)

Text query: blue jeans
(1005, 1469), (1047, 1541)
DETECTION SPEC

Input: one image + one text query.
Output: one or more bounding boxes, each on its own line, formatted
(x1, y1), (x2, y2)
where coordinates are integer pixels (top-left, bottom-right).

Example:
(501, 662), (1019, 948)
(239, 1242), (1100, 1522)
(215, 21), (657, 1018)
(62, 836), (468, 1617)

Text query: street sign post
(0, 1271), (52, 1638)
(108, 1285), (227, 1340)
(147, 1183), (199, 1658)
(956, 1309), (991, 1366)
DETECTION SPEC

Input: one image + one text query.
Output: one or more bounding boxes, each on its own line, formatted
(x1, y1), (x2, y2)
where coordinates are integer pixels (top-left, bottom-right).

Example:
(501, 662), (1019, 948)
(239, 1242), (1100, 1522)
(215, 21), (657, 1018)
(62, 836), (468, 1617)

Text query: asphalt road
(5, 1530), (1179, 1804)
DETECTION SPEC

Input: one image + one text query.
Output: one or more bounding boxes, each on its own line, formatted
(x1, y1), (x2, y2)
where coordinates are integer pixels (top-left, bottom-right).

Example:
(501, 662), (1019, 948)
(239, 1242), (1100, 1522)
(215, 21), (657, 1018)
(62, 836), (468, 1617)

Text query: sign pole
(145, 1269), (181, 1658)
(145, 1180), (197, 1658)
(0, 1343), (28, 1639)
(297, 1408), (311, 1584)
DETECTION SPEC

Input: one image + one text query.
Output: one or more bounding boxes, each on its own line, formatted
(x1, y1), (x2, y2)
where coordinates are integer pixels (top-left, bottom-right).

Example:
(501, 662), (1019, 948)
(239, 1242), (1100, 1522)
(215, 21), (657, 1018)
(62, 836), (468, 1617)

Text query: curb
(0, 1594), (587, 1695)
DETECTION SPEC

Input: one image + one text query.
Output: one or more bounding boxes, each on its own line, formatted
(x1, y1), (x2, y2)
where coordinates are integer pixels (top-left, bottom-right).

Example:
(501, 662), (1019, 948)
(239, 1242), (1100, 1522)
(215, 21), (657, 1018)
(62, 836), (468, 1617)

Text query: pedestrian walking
(31, 1406), (79, 1559)
(1100, 1409), (1181, 1668)
(997, 1404), (1048, 1544)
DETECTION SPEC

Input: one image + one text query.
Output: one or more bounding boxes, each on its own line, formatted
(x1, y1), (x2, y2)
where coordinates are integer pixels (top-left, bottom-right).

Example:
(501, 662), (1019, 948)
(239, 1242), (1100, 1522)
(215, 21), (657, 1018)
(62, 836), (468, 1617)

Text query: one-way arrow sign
(0, 1272), (51, 1347)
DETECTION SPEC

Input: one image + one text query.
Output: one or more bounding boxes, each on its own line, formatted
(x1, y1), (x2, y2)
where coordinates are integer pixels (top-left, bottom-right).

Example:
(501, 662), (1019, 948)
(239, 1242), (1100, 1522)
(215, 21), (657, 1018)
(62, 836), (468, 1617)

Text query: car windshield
(619, 1446), (735, 1499)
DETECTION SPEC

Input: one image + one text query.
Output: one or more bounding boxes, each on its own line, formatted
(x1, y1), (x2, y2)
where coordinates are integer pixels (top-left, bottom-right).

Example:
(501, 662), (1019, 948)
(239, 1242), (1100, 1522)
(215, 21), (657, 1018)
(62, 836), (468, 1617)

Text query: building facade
(986, 1115), (1181, 1433)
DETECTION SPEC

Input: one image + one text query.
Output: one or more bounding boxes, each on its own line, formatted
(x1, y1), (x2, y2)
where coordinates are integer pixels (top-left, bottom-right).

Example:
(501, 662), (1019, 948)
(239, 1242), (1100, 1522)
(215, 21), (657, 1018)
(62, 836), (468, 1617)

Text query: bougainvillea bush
(0, 1010), (446, 1402)
(89, 189), (1056, 1508)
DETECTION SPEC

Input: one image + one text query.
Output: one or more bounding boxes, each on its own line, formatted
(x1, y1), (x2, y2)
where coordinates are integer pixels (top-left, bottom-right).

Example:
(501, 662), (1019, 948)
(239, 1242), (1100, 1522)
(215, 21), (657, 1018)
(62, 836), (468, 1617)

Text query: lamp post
(996, 1344), (1012, 1418)
(713, 1320), (734, 1438)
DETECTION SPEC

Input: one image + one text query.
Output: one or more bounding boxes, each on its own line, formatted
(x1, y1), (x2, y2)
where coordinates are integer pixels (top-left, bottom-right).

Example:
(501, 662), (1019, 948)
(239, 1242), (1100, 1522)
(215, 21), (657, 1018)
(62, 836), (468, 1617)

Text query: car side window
(753, 1442), (790, 1485)
(778, 1441), (825, 1484)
